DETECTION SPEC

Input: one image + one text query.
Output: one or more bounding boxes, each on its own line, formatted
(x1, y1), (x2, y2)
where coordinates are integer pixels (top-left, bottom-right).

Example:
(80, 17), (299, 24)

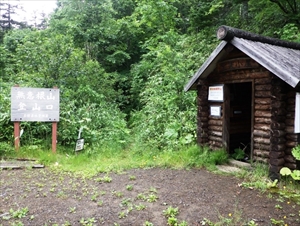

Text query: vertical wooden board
(222, 84), (230, 152)
(251, 81), (255, 160)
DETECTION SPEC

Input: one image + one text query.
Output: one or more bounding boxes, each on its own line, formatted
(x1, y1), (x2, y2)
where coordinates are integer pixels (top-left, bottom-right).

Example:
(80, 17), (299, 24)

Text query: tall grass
(1, 143), (228, 177)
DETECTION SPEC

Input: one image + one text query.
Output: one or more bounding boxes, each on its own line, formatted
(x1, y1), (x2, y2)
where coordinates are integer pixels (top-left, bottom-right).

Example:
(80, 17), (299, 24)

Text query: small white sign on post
(75, 139), (85, 152)
(208, 85), (224, 101)
(75, 127), (84, 152)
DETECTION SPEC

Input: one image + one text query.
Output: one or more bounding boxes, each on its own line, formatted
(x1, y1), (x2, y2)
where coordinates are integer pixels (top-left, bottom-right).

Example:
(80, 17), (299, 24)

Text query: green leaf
(279, 167), (292, 176)
(291, 170), (300, 180)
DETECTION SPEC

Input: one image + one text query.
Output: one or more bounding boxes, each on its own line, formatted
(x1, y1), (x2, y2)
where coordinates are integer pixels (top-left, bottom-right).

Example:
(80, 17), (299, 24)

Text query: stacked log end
(268, 77), (287, 173)
(253, 77), (272, 164)
(208, 118), (223, 148)
(284, 90), (297, 169)
(197, 81), (209, 144)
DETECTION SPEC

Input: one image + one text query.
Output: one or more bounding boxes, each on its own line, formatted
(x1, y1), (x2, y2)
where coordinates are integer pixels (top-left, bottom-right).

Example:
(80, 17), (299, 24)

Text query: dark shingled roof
(184, 26), (300, 91)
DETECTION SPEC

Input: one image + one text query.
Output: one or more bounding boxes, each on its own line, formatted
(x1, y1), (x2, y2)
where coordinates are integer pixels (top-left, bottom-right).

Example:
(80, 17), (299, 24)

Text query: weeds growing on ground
(1, 143), (300, 225)
(2, 144), (228, 177)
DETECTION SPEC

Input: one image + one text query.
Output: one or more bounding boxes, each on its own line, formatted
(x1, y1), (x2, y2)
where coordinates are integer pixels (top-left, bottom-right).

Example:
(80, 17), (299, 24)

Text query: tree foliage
(0, 0), (299, 152)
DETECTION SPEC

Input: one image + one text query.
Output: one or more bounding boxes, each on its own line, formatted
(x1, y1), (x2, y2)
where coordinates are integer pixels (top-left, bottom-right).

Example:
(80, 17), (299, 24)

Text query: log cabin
(184, 25), (300, 179)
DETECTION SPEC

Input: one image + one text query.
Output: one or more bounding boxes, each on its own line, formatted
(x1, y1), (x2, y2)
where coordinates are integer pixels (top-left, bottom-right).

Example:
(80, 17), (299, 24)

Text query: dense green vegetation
(0, 0), (299, 153)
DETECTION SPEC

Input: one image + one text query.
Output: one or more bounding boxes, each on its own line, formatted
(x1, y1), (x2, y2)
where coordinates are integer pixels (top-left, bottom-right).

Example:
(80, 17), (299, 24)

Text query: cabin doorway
(227, 82), (252, 161)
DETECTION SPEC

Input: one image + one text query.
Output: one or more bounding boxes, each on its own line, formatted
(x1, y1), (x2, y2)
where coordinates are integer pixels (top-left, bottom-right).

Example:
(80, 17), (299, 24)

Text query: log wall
(284, 89), (298, 169)
(253, 76), (272, 164)
(269, 76), (287, 173)
(197, 80), (209, 145)
(196, 54), (299, 173)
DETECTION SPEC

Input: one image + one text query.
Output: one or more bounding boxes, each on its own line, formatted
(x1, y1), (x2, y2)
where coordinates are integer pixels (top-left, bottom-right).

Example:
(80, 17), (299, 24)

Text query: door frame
(222, 82), (254, 160)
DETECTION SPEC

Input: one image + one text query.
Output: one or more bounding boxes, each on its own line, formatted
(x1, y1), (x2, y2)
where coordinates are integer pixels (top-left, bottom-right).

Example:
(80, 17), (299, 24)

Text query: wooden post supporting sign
(52, 86), (58, 153)
(13, 85), (20, 151)
(52, 121), (57, 153)
(14, 121), (20, 150)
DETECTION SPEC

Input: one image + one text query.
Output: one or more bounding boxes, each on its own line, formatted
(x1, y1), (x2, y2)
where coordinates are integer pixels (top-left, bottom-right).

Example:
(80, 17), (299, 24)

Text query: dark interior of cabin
(229, 82), (252, 161)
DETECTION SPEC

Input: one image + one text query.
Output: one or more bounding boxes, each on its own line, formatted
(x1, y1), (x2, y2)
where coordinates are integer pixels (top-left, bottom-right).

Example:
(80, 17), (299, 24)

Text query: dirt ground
(1, 164), (300, 226)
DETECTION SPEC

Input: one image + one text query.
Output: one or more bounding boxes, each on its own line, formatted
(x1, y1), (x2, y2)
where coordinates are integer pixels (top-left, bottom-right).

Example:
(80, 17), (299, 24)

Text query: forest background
(0, 0), (299, 154)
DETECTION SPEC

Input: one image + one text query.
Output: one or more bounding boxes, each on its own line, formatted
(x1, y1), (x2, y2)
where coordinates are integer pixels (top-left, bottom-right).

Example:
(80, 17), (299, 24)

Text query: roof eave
(184, 41), (228, 92)
(231, 37), (300, 88)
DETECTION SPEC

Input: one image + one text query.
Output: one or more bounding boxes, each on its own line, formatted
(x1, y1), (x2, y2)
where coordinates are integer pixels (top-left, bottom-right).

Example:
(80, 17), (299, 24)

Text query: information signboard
(11, 87), (60, 122)
(208, 85), (224, 101)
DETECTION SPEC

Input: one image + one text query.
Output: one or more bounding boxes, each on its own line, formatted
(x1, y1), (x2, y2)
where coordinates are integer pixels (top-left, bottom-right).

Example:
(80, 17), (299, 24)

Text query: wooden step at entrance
(228, 159), (251, 169)
(217, 159), (252, 173)
(216, 165), (242, 173)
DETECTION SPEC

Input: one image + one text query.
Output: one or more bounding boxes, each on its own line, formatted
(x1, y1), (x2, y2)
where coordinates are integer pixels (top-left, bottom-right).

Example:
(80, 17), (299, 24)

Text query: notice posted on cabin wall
(210, 106), (221, 117)
(208, 85), (223, 101)
(295, 93), (300, 133)
(11, 87), (60, 122)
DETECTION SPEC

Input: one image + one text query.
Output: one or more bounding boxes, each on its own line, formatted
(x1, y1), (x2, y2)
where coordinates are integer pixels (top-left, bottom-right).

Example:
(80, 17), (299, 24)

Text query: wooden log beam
(209, 135), (223, 142)
(253, 129), (270, 138)
(286, 141), (298, 148)
(270, 144), (286, 152)
(271, 115), (286, 122)
(286, 134), (298, 141)
(286, 105), (295, 112)
(255, 104), (271, 110)
(269, 164), (282, 174)
(285, 148), (293, 155)
(254, 136), (270, 144)
(255, 84), (272, 91)
(209, 131), (223, 137)
(271, 122), (285, 130)
(284, 154), (295, 163)
(199, 121), (209, 128)
(286, 112), (295, 119)
(199, 116), (209, 122)
(284, 163), (296, 170)
(254, 78), (272, 85)
(269, 157), (285, 166)
(272, 101), (286, 109)
(199, 111), (209, 117)
(254, 149), (269, 158)
(269, 151), (284, 159)
(255, 117), (272, 124)
(254, 156), (269, 164)
(208, 125), (223, 132)
(285, 119), (295, 126)
(198, 106), (209, 112)
(270, 136), (286, 144)
(271, 130), (286, 138)
(271, 93), (286, 101)
(286, 126), (295, 133)
(254, 124), (270, 131)
(255, 110), (271, 118)
(254, 143), (270, 151)
(255, 91), (271, 97)
(209, 141), (223, 148)
(254, 98), (271, 105)
(271, 108), (287, 116)
(216, 25), (300, 50)
(208, 119), (222, 126)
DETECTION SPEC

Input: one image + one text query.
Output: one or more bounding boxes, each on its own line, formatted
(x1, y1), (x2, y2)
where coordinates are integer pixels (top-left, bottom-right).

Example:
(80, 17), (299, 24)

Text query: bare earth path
(0, 167), (299, 225)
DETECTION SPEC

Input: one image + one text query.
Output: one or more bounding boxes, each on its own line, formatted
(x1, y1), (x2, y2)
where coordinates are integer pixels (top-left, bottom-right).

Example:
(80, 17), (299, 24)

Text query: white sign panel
(11, 87), (60, 122)
(208, 85), (223, 101)
(210, 106), (221, 117)
(295, 93), (300, 133)
(75, 138), (85, 152)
